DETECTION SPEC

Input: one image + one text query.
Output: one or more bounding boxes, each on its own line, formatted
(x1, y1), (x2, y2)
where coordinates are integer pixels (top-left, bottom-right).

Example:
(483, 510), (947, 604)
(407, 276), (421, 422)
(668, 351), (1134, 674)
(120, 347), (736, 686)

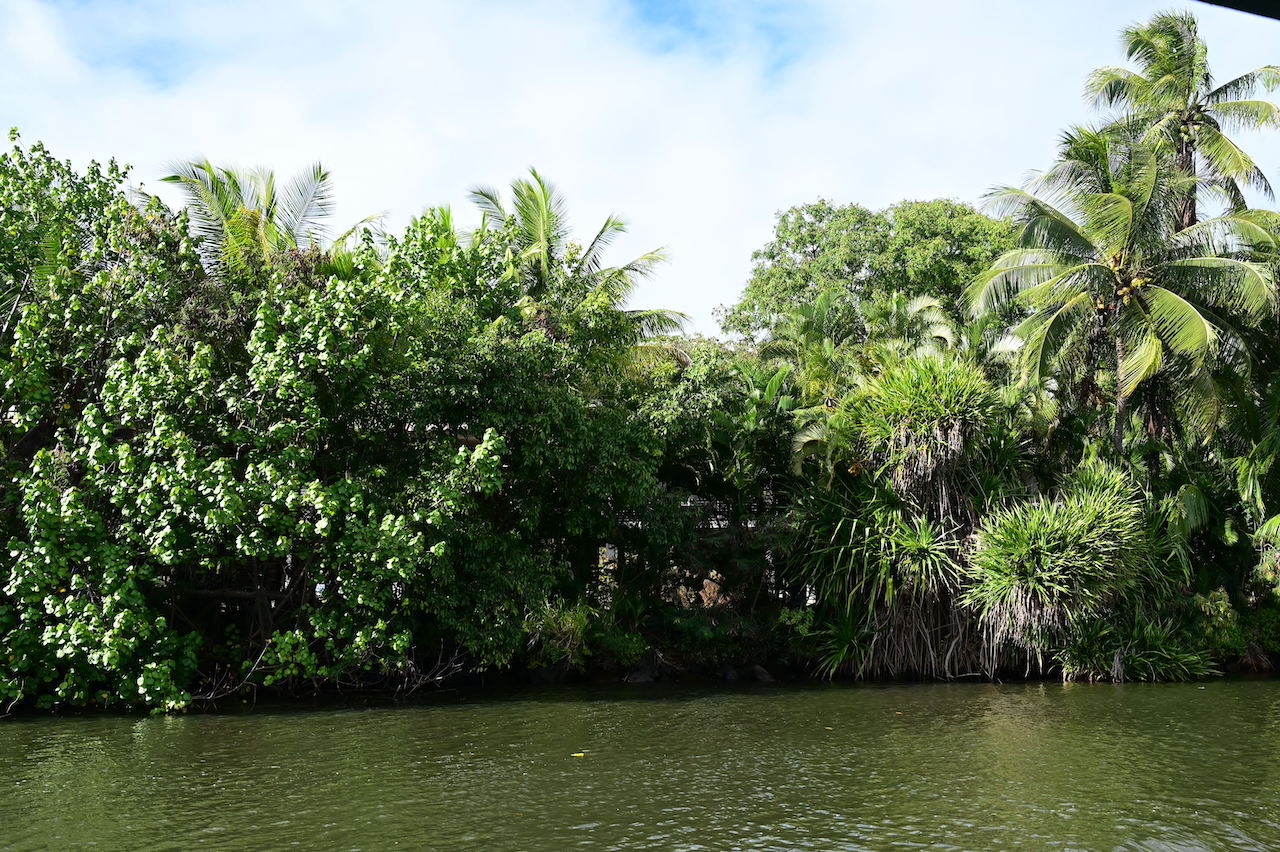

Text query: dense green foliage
(5, 12), (1280, 712)
(720, 199), (1016, 336)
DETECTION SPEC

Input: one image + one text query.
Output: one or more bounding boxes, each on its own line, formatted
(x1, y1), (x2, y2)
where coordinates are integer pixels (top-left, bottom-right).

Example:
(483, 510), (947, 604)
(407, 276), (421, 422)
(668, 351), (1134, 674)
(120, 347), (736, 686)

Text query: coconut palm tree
(967, 126), (1278, 454)
(468, 168), (684, 342)
(1087, 11), (1280, 229)
(161, 160), (337, 276)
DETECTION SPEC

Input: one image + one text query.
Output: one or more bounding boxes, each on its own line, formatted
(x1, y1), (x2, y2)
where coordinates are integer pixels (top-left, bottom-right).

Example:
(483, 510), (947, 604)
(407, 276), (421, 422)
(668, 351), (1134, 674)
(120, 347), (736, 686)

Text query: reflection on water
(3, 681), (1280, 850)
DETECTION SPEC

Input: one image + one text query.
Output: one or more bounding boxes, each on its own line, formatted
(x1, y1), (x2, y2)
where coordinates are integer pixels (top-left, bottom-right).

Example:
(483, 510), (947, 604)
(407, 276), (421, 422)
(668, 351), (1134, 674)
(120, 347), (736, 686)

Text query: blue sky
(623, 0), (819, 74)
(3, 0), (1280, 333)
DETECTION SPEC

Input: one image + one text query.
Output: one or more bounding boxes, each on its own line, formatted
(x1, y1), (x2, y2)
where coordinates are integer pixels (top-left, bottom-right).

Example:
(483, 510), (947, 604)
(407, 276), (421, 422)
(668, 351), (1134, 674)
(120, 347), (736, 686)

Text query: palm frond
(1082, 192), (1135, 255)
(1138, 285), (1217, 358)
(581, 214), (627, 274)
(1118, 330), (1163, 397)
(161, 159), (236, 247)
(1085, 66), (1148, 109)
(276, 162), (334, 246)
(1206, 66), (1280, 104)
(1196, 123), (1274, 198)
(468, 185), (508, 227)
(1206, 98), (1280, 133)
(626, 308), (688, 338)
(964, 249), (1080, 317)
(1164, 256), (1277, 318)
(1016, 291), (1093, 387)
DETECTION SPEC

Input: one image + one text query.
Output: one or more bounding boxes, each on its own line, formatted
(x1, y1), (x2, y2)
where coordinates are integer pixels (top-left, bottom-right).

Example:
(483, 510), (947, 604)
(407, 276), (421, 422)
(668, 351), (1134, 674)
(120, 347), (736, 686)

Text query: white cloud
(3, 0), (1279, 333)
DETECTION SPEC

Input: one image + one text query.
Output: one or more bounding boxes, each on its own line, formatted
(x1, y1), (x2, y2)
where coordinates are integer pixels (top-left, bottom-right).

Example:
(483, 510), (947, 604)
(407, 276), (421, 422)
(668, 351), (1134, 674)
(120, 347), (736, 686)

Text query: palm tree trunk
(1177, 137), (1197, 231)
(1114, 334), (1127, 456)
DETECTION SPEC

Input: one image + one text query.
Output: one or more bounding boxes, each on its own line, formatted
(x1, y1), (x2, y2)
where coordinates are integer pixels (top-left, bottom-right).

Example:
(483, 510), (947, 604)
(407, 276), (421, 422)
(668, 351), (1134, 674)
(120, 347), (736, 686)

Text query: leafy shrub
(592, 625), (651, 668)
(656, 605), (756, 664)
(776, 606), (815, 638)
(1193, 589), (1247, 658)
(1239, 605), (1280, 656)
(523, 600), (594, 670)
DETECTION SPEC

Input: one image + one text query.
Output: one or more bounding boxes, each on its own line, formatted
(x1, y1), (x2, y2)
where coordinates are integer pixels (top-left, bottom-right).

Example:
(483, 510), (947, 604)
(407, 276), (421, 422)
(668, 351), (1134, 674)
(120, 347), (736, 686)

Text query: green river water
(2, 680), (1279, 850)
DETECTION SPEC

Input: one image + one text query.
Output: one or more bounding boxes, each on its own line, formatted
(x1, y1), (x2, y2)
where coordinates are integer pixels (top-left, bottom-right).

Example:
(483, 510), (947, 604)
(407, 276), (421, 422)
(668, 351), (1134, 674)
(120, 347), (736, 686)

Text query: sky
(3, 0), (1280, 334)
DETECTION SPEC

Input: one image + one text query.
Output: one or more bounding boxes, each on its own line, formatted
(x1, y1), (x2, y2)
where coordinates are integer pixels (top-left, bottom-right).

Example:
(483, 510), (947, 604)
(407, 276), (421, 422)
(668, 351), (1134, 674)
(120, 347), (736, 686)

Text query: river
(2, 680), (1279, 850)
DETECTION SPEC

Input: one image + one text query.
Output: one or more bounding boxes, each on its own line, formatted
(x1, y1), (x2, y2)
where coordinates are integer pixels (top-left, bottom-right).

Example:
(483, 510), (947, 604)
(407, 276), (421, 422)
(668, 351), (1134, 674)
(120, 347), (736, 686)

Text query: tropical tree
(759, 286), (862, 406)
(161, 160), (338, 275)
(1087, 10), (1280, 228)
(967, 126), (1278, 453)
(875, 200), (1020, 311)
(0, 131), (127, 354)
(468, 168), (682, 341)
(721, 198), (1015, 336)
(859, 290), (954, 368)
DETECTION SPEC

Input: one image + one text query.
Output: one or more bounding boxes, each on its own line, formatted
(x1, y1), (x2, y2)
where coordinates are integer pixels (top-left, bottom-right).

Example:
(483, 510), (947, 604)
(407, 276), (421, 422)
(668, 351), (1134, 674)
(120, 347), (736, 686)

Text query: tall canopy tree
(721, 199), (1015, 337)
(1087, 11), (1280, 228)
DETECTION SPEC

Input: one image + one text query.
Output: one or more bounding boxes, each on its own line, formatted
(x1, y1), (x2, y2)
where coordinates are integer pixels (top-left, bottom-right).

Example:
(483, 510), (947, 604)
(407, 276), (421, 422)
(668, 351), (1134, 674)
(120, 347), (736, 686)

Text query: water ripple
(1, 681), (1279, 850)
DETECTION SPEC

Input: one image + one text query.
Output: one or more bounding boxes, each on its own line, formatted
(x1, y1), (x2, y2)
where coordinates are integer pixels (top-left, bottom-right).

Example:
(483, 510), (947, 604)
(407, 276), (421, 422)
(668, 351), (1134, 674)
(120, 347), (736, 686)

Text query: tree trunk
(1114, 333), (1127, 457)
(1142, 378), (1170, 487)
(1177, 137), (1197, 231)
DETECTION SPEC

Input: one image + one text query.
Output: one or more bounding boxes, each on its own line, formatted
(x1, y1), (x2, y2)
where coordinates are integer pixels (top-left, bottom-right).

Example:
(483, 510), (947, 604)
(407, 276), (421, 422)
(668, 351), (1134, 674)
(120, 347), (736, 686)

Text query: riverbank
(8, 650), (1276, 719)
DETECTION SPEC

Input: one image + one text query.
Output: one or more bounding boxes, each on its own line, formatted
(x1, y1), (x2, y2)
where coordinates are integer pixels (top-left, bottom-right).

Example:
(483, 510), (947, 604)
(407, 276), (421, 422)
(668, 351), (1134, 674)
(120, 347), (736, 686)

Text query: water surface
(3, 680), (1279, 850)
